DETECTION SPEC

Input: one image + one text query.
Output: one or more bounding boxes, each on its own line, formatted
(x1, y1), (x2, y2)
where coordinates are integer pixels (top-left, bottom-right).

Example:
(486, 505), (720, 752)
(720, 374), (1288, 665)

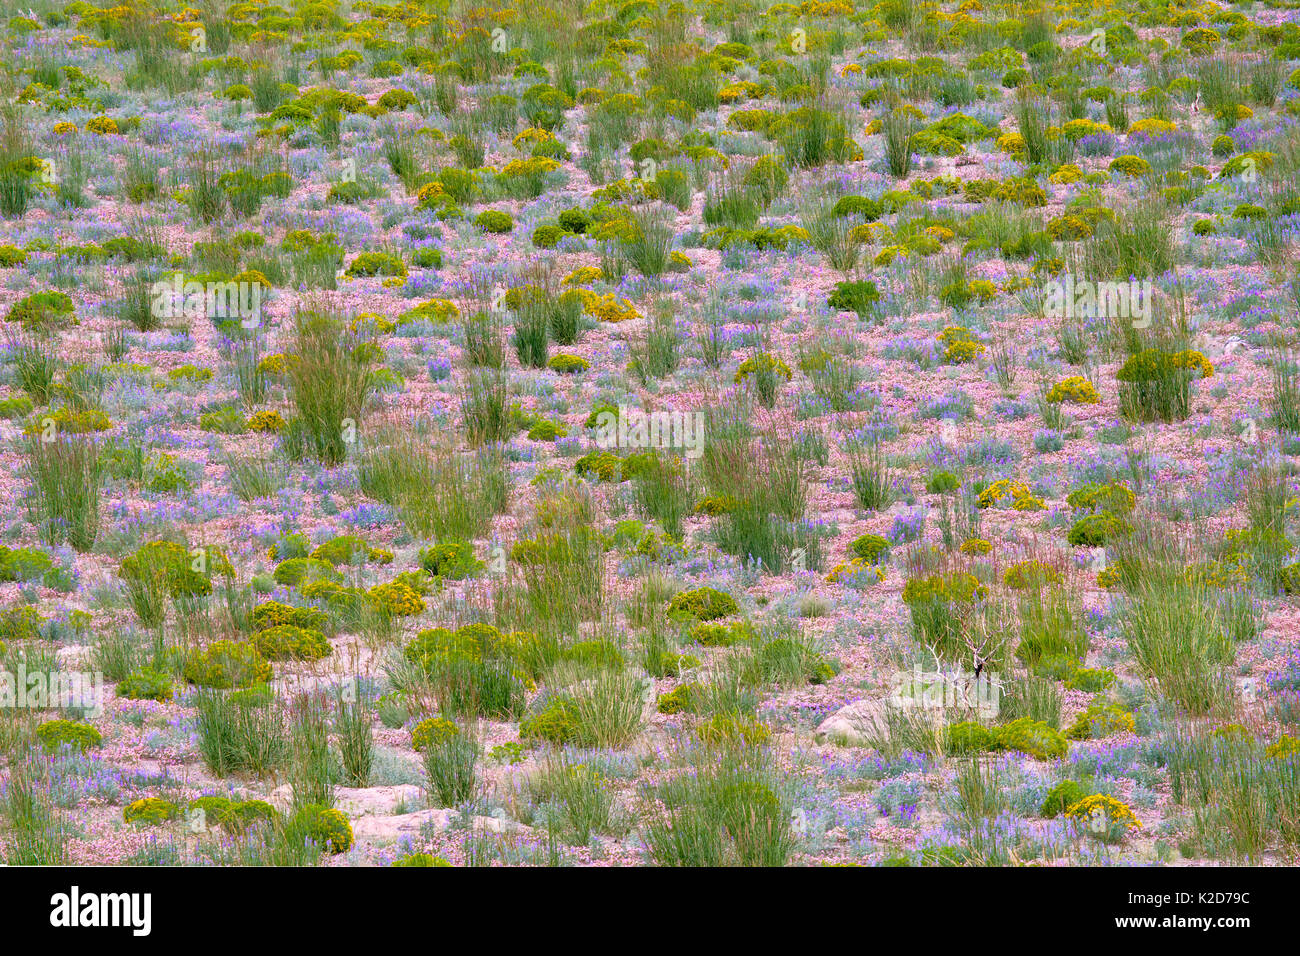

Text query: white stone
(334, 785), (424, 818)
(815, 699), (891, 747)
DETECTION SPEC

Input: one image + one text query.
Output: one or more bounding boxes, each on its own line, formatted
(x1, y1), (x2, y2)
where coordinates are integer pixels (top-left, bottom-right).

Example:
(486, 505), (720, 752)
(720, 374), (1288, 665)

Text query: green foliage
(1040, 779), (1089, 817)
(35, 719), (102, 753)
(117, 667), (174, 702)
(848, 533), (890, 563)
(272, 557), (342, 588)
(184, 640), (274, 689)
(287, 803), (353, 854)
(401, 623), (529, 719)
(1065, 702), (1136, 740)
(251, 600), (329, 632)
(421, 728), (478, 806)
(667, 586), (739, 621)
(946, 717), (1067, 760)
(519, 696), (581, 745)
(123, 797), (180, 825)
(6, 291), (74, 330)
(310, 535), (391, 567)
(418, 541), (485, 579)
(827, 280), (881, 317)
(251, 624), (331, 662)
(474, 209), (514, 233)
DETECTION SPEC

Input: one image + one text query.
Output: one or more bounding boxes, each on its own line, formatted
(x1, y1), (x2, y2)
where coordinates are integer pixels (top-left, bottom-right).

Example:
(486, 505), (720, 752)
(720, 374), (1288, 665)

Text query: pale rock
(815, 699), (891, 747)
(56, 645), (92, 668)
(351, 808), (525, 843)
(267, 784), (294, 813)
(334, 785), (424, 818)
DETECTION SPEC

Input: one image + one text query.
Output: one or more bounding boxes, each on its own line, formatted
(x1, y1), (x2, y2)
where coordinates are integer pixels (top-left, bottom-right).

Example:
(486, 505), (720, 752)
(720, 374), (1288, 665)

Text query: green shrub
(199, 406), (246, 434)
(310, 535), (391, 567)
(996, 717), (1069, 760)
(901, 571), (987, 658)
(344, 251), (406, 278)
(418, 541), (485, 579)
(392, 852), (452, 866)
(926, 470), (960, 493)
(121, 540), (233, 598)
(411, 716), (459, 751)
(402, 624), (528, 719)
(1115, 348), (1211, 423)
(1064, 702), (1135, 740)
(1067, 513), (1131, 547)
(117, 667), (174, 702)
(272, 557), (342, 588)
(520, 696), (581, 745)
(1003, 559), (1063, 589)
(1065, 667), (1116, 693)
(0, 546), (53, 582)
(474, 209), (513, 233)
(0, 394), (34, 419)
(287, 803), (353, 853)
(410, 247), (443, 269)
(759, 637), (836, 685)
(1109, 154), (1151, 177)
(0, 606), (43, 641)
(547, 353), (590, 374)
(1066, 482), (1135, 515)
(827, 280), (881, 318)
(946, 721), (998, 754)
(6, 291), (75, 330)
(183, 640), (274, 689)
(831, 195), (881, 220)
(251, 624), (331, 662)
(848, 533), (890, 563)
(1280, 562), (1300, 595)
(188, 796), (276, 832)
(667, 586), (739, 621)
(559, 207), (590, 233)
(251, 600), (329, 632)
(1039, 779), (1089, 817)
(657, 683), (698, 714)
(945, 717), (1066, 759)
(123, 797), (180, 825)
(35, 719), (102, 753)
(532, 224), (565, 248)
(689, 621), (750, 647)
(742, 154), (788, 205)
